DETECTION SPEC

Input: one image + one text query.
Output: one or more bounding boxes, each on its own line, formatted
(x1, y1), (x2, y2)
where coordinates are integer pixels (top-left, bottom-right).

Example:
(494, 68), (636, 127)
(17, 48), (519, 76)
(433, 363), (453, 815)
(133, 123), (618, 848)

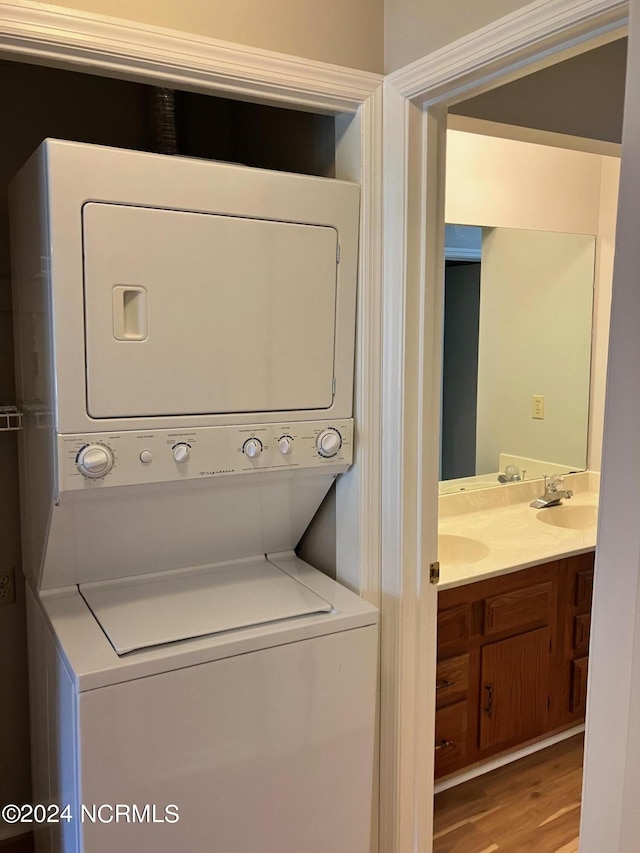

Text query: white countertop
(438, 472), (598, 590)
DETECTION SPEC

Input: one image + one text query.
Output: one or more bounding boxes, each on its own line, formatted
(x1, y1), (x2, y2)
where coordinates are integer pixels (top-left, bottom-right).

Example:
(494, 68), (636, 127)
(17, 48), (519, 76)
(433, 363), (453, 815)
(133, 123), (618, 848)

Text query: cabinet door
(570, 656), (589, 715)
(574, 566), (594, 610)
(479, 627), (550, 752)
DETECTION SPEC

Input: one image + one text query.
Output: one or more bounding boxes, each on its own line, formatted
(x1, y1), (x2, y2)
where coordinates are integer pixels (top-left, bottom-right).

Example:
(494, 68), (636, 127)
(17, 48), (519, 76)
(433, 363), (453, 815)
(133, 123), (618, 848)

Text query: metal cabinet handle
(436, 679), (455, 691)
(484, 682), (494, 718)
(434, 739), (454, 751)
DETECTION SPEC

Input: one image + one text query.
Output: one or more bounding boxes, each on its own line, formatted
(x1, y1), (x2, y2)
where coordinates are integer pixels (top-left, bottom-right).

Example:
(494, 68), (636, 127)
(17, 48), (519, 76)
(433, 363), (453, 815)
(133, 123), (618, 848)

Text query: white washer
(28, 555), (377, 853)
(11, 141), (377, 852)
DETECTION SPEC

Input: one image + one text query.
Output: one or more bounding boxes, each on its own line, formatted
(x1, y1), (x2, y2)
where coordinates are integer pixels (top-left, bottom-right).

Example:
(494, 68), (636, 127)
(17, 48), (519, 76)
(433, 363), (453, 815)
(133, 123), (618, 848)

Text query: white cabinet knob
(243, 438), (263, 459)
(173, 443), (191, 463)
(77, 444), (114, 478)
(316, 428), (342, 458)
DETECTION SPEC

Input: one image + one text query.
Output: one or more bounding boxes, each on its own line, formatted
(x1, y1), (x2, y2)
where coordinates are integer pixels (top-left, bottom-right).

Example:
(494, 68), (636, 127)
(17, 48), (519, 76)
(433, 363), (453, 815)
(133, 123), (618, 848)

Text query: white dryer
(11, 141), (377, 853)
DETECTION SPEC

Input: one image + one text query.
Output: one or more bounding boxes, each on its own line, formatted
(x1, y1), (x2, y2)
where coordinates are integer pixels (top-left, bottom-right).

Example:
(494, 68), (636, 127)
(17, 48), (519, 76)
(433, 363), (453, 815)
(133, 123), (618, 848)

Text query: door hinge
(430, 561), (440, 585)
(336, 243), (341, 263)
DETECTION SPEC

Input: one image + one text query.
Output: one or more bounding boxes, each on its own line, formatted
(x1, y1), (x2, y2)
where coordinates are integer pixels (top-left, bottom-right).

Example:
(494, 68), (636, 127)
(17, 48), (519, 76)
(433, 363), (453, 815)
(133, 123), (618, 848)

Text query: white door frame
(0, 1), (383, 847)
(383, 0), (628, 850)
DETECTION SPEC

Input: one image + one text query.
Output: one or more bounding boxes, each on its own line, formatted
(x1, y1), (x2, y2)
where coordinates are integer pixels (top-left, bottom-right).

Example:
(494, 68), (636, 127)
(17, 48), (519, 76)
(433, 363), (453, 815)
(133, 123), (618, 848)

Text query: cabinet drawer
(574, 569), (594, 609)
(482, 581), (553, 637)
(570, 656), (589, 715)
(436, 654), (469, 709)
(438, 604), (470, 646)
(435, 701), (468, 777)
(573, 613), (591, 654)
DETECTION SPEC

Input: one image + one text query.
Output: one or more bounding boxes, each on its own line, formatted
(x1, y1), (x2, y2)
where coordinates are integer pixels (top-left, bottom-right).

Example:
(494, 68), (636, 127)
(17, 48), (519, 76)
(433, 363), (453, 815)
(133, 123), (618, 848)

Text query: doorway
(435, 51), (624, 844)
(438, 44), (623, 853)
(381, 6), (631, 851)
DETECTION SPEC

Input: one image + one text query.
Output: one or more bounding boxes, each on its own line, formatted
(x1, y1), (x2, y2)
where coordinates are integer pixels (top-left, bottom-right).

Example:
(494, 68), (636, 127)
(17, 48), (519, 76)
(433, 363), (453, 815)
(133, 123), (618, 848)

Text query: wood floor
(433, 734), (584, 852)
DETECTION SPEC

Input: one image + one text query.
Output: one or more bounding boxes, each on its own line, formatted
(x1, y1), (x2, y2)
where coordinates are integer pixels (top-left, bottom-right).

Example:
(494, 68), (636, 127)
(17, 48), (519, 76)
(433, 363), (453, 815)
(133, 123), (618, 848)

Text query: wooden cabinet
(437, 604), (471, 646)
(556, 552), (594, 727)
(479, 627), (550, 751)
(435, 653), (469, 708)
(570, 657), (589, 715)
(433, 654), (470, 775)
(435, 701), (468, 776)
(482, 581), (553, 637)
(435, 552), (594, 779)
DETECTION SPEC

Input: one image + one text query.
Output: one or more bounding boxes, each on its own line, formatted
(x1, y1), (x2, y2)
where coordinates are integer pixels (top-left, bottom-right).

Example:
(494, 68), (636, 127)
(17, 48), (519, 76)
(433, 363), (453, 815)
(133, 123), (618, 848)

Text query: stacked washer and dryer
(10, 140), (378, 853)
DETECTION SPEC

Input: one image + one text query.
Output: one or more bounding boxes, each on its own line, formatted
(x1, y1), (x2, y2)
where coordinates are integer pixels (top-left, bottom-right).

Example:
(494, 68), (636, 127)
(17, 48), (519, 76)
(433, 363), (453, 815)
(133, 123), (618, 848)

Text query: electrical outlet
(0, 567), (16, 606)
(532, 395), (545, 420)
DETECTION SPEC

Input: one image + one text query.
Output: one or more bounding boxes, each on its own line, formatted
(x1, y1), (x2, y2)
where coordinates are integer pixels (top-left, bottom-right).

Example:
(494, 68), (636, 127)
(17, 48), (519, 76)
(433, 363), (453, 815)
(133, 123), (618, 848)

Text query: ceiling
(450, 38), (627, 144)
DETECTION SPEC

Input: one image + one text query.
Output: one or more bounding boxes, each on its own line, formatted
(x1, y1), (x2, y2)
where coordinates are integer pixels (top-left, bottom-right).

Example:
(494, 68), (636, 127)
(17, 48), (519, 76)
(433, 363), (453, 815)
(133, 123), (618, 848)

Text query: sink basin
(536, 505), (598, 530)
(438, 534), (489, 565)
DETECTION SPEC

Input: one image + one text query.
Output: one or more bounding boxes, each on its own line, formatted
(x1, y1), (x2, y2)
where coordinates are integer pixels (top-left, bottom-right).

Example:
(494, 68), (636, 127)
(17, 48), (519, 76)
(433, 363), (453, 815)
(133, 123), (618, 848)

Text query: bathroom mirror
(440, 224), (596, 494)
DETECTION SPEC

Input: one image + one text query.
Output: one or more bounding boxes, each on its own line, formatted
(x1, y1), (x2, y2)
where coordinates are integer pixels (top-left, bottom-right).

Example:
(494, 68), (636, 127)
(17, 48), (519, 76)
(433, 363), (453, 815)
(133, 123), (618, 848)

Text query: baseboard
(434, 724), (586, 793)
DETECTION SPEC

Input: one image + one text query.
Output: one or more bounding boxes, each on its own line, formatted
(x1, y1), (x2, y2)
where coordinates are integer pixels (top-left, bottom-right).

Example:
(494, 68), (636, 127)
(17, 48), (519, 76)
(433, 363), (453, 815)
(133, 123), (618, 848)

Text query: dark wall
(441, 261), (481, 481)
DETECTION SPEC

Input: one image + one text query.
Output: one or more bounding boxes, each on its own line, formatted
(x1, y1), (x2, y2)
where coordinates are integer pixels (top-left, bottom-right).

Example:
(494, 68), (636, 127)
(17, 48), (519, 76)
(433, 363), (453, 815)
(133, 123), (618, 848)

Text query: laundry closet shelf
(0, 406), (23, 431)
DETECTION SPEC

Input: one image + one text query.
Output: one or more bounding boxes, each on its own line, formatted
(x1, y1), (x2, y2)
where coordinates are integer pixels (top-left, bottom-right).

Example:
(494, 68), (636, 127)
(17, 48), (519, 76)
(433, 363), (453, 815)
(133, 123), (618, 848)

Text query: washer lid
(79, 557), (333, 655)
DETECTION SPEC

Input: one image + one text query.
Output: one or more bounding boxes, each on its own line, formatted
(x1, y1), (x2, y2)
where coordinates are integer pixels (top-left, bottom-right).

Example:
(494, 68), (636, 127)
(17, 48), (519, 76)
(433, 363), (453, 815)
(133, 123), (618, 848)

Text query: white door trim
(390, 0), (627, 103)
(382, 0), (628, 849)
(0, 0), (381, 112)
(0, 2), (384, 846)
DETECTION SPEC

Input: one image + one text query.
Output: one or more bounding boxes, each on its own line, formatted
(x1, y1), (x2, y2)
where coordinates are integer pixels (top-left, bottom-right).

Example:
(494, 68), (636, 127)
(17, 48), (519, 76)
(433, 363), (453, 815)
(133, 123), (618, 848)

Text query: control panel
(58, 419), (353, 491)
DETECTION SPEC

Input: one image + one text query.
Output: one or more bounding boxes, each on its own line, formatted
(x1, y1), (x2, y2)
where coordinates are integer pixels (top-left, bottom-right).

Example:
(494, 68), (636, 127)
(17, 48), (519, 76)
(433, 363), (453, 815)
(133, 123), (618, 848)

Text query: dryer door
(82, 203), (339, 418)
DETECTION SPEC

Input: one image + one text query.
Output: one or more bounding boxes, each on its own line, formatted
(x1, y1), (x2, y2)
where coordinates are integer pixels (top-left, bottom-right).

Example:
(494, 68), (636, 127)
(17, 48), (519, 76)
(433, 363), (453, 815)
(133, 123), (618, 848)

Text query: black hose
(148, 87), (178, 155)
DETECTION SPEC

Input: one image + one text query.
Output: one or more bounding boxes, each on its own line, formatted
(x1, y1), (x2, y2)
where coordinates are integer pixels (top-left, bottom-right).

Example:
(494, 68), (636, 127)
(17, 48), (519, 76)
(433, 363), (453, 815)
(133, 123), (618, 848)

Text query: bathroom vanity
(435, 473), (597, 780)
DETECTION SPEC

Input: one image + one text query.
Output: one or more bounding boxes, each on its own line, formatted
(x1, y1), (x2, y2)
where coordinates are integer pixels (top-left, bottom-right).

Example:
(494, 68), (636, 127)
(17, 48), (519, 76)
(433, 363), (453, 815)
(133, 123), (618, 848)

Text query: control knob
(316, 428), (342, 458)
(243, 438), (263, 459)
(76, 443), (115, 479)
(173, 443), (191, 463)
(278, 436), (293, 455)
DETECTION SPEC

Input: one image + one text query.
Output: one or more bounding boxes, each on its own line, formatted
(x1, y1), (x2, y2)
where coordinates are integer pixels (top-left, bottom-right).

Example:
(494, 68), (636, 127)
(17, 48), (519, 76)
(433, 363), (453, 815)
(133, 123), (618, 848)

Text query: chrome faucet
(498, 464), (521, 483)
(530, 475), (573, 508)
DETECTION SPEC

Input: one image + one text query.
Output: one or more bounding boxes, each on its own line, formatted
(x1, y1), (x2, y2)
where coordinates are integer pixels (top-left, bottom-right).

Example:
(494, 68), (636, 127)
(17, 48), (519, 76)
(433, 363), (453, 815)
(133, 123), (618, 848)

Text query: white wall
(589, 156), (620, 469)
(41, 0), (384, 72)
(476, 227), (595, 473)
(581, 5), (640, 848)
(445, 130), (620, 474)
(446, 130), (603, 234)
